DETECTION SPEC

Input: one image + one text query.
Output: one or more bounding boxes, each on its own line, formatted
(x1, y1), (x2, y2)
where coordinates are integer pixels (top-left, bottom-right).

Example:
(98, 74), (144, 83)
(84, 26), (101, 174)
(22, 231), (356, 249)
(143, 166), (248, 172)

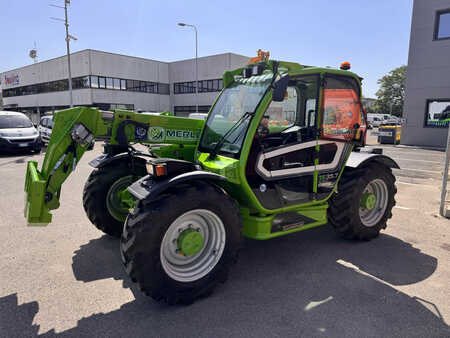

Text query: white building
(0, 49), (249, 118)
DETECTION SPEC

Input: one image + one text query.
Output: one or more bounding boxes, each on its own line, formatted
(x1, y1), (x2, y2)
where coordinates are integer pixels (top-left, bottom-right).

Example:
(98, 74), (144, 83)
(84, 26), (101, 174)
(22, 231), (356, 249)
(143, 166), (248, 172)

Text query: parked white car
(0, 111), (42, 153)
(38, 114), (94, 150)
(38, 115), (54, 144)
(188, 113), (208, 120)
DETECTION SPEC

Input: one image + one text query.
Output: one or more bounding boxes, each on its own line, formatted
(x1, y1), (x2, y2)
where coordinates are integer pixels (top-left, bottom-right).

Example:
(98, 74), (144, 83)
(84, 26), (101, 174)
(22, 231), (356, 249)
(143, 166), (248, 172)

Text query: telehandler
(24, 58), (399, 304)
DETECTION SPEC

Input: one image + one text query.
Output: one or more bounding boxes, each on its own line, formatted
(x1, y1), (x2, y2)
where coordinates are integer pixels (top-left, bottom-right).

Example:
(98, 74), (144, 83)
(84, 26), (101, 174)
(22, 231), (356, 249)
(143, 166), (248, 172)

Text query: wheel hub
(106, 175), (136, 222)
(359, 179), (389, 227)
(360, 192), (377, 210)
(177, 228), (204, 256)
(160, 209), (226, 283)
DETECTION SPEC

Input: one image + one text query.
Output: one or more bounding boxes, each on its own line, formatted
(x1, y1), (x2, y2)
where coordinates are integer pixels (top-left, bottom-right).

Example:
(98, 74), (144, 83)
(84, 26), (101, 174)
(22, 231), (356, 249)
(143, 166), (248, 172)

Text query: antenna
(29, 41), (38, 63)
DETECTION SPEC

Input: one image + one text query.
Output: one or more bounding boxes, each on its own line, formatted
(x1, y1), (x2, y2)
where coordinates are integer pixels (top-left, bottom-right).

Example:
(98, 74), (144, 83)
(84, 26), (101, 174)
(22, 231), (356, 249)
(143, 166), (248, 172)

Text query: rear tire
(83, 161), (146, 237)
(328, 163), (396, 240)
(120, 182), (242, 304)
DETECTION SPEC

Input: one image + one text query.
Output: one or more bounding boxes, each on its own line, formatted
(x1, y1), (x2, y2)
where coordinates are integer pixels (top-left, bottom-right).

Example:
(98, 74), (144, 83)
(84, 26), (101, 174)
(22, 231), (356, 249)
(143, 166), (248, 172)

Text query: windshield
(199, 75), (271, 156)
(0, 115), (33, 129)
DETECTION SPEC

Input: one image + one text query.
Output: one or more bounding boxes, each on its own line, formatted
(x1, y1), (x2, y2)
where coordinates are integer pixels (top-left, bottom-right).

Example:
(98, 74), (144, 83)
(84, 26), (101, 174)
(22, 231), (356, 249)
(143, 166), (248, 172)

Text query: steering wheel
(281, 131), (297, 145)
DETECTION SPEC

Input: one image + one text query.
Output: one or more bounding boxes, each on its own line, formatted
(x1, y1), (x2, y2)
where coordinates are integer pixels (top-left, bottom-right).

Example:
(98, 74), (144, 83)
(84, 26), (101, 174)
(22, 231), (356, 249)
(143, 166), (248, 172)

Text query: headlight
(0, 132), (14, 137)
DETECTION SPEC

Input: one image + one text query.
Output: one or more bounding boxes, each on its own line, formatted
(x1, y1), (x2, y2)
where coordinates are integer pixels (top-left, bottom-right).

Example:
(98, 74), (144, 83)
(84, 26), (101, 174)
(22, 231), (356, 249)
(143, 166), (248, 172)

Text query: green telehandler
(24, 59), (399, 304)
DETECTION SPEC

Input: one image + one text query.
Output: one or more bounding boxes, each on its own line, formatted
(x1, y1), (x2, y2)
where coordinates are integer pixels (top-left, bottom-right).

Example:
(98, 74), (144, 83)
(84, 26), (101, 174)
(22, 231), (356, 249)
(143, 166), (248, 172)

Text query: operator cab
(198, 65), (365, 212)
(247, 73), (364, 210)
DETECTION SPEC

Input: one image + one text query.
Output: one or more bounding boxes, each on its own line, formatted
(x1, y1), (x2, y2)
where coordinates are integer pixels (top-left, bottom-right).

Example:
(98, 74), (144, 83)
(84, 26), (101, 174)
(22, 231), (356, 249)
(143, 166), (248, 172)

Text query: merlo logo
(148, 127), (165, 142)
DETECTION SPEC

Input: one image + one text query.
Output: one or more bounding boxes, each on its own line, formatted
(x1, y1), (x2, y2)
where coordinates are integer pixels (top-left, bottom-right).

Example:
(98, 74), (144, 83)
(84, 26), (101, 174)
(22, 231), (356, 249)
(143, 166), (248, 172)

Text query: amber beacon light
(340, 61), (351, 70)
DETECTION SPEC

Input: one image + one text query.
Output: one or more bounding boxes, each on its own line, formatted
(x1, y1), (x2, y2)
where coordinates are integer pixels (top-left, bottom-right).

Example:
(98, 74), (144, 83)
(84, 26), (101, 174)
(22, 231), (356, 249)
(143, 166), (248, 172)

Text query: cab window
(264, 86), (298, 133)
(321, 75), (362, 141)
(263, 75), (319, 133)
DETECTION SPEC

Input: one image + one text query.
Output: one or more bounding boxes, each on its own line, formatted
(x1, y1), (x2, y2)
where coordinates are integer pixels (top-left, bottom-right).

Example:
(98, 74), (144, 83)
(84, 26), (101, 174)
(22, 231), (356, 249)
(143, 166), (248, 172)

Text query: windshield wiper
(209, 111), (254, 158)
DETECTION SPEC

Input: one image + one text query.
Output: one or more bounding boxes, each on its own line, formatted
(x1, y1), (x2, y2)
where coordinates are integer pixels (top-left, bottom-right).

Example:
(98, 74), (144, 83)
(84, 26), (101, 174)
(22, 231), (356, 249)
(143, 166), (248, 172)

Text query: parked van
(0, 111), (42, 153)
(367, 113), (401, 128)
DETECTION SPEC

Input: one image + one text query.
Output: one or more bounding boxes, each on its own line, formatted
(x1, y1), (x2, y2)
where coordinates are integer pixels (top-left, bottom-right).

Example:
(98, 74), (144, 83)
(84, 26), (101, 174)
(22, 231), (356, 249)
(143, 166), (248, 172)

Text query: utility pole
(64, 0), (73, 107)
(50, 0), (77, 107)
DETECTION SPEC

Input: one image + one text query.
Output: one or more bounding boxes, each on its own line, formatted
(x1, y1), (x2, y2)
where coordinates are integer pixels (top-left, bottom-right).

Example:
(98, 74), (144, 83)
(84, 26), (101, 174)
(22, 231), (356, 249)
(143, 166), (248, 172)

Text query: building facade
(0, 50), (249, 119)
(402, 0), (450, 147)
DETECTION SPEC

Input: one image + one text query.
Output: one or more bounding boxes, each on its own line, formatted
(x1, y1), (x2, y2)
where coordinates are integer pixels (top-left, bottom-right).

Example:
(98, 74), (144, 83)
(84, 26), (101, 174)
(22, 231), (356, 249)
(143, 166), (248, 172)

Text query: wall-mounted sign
(2, 74), (20, 86)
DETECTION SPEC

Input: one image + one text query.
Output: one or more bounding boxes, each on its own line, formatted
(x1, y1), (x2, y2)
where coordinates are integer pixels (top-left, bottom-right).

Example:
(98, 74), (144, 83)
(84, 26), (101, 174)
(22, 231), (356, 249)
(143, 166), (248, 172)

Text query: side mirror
(272, 75), (290, 102)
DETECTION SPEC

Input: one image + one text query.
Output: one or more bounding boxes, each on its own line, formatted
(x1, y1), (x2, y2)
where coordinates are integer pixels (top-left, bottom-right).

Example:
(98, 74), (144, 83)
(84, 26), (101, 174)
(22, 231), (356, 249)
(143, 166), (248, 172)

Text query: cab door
(316, 74), (363, 199)
(247, 75), (320, 210)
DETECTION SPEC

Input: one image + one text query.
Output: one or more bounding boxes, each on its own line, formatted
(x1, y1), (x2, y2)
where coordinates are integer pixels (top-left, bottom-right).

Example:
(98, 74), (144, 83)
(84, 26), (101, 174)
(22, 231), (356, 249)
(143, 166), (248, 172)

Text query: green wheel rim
(359, 179), (389, 227)
(106, 175), (136, 222)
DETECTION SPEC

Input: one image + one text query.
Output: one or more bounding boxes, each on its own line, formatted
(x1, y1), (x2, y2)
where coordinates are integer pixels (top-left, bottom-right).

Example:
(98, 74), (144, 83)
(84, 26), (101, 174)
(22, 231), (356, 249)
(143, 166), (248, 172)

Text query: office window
(174, 79), (222, 94)
(98, 77), (106, 89)
(2, 75), (167, 97)
(212, 79), (219, 91)
(113, 78), (120, 89)
(106, 77), (114, 89)
(73, 76), (90, 89)
(126, 80), (140, 91)
(90, 76), (99, 88)
(425, 99), (450, 127)
(158, 83), (170, 95)
(435, 9), (450, 40)
(198, 80), (206, 93)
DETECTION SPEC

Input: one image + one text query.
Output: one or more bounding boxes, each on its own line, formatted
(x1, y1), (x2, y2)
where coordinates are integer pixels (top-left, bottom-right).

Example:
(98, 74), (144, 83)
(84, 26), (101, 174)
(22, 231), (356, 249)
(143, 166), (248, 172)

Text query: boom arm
(24, 107), (204, 225)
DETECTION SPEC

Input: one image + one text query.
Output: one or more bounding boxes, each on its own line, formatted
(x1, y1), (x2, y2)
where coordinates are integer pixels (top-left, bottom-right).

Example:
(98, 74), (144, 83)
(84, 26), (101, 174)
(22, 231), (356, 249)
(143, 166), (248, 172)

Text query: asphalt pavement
(0, 142), (449, 337)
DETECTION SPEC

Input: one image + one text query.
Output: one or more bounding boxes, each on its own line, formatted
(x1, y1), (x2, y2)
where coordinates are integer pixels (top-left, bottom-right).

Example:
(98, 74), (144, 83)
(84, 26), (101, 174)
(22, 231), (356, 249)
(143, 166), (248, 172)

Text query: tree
(375, 66), (406, 117)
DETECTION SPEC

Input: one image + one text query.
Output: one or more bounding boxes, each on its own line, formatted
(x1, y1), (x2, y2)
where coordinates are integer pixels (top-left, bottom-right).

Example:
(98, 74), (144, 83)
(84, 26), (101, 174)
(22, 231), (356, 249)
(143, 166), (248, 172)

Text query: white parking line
(394, 206), (412, 210)
(396, 181), (439, 189)
(393, 157), (442, 164)
(394, 167), (442, 174)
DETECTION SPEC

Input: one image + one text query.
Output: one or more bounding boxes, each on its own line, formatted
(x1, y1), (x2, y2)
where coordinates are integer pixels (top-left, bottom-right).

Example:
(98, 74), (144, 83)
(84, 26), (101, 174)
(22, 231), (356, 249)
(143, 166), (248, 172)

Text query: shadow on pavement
(1, 226), (448, 337)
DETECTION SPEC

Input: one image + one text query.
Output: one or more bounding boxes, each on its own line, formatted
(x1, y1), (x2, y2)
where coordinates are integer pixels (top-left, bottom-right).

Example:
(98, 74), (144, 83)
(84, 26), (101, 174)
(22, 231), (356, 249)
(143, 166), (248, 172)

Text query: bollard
(440, 125), (450, 218)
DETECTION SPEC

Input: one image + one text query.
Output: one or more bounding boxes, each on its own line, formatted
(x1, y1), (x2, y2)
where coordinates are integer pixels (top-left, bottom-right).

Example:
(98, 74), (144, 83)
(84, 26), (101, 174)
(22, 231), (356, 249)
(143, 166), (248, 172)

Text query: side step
(241, 204), (328, 240)
(271, 212), (316, 232)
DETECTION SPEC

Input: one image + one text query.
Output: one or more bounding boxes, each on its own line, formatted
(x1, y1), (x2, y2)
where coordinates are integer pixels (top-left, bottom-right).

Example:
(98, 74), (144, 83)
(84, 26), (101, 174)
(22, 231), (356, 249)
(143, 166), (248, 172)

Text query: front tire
(83, 161), (146, 237)
(328, 164), (396, 240)
(120, 182), (242, 304)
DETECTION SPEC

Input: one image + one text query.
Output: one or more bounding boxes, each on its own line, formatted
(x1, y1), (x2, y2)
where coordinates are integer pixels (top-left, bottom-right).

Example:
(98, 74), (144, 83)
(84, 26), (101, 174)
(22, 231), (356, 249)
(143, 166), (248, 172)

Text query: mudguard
(346, 151), (400, 169)
(88, 153), (146, 169)
(127, 171), (227, 201)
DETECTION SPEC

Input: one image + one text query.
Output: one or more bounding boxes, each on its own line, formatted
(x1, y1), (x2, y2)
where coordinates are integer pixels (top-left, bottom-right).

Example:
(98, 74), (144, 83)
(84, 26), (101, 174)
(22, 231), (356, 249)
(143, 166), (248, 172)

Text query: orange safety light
(340, 61), (351, 70)
(155, 164), (167, 177)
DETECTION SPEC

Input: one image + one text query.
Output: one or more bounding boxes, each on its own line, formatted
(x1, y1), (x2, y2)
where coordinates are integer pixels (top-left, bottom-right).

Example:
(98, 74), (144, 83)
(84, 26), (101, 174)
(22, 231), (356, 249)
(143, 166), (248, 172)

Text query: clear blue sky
(1, 0), (413, 98)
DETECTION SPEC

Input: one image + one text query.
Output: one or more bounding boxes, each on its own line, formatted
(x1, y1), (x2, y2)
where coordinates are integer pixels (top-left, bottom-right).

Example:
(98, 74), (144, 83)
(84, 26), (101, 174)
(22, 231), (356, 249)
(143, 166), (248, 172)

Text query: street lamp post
(178, 23), (198, 113)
